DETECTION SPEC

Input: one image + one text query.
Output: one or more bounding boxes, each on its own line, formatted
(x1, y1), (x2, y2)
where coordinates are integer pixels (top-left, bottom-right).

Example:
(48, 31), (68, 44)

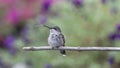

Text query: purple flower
(116, 24), (120, 31)
(4, 35), (17, 55)
(108, 55), (115, 65)
(108, 24), (120, 41)
(40, 15), (48, 25)
(101, 0), (108, 4)
(72, 0), (83, 8)
(109, 33), (120, 41)
(109, 33), (116, 41)
(41, 0), (52, 13)
(44, 63), (52, 68)
(4, 35), (15, 48)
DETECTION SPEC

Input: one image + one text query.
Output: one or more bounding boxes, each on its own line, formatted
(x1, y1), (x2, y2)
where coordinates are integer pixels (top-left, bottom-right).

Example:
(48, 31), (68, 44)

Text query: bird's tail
(60, 50), (66, 56)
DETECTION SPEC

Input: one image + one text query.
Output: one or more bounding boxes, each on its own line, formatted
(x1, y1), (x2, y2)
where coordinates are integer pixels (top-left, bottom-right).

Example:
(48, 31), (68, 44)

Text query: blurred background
(0, 0), (120, 68)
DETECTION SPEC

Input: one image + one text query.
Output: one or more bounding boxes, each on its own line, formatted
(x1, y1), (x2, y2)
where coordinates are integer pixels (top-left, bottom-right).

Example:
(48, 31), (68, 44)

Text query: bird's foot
(51, 47), (55, 49)
(56, 46), (59, 48)
(51, 46), (59, 49)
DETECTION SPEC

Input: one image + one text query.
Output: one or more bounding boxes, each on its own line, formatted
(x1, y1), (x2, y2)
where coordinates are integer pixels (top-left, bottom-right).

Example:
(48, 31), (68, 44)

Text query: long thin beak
(43, 25), (51, 29)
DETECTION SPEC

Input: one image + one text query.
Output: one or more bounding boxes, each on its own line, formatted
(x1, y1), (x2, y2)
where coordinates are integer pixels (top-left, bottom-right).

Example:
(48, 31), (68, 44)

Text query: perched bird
(43, 25), (66, 56)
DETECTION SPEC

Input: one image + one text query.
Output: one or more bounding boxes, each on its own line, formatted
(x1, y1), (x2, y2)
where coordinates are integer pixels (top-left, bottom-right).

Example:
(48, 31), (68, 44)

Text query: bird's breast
(48, 34), (61, 47)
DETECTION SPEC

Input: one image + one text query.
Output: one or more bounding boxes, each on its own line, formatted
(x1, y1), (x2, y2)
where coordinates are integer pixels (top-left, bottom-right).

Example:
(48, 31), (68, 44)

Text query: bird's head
(43, 25), (61, 33)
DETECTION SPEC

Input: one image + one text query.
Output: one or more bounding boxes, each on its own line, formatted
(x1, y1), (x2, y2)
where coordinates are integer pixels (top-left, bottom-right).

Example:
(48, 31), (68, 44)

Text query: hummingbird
(43, 25), (66, 56)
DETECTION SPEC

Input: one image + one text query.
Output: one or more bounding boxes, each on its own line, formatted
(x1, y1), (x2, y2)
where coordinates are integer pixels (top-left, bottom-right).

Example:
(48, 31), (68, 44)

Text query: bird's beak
(43, 25), (51, 29)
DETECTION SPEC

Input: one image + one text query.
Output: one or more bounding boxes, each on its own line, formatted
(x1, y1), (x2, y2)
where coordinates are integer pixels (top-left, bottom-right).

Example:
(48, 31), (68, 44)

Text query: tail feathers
(60, 50), (66, 56)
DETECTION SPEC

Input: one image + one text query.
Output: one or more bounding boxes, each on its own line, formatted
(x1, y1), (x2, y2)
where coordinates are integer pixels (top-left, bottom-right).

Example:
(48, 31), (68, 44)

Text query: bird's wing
(59, 34), (65, 46)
